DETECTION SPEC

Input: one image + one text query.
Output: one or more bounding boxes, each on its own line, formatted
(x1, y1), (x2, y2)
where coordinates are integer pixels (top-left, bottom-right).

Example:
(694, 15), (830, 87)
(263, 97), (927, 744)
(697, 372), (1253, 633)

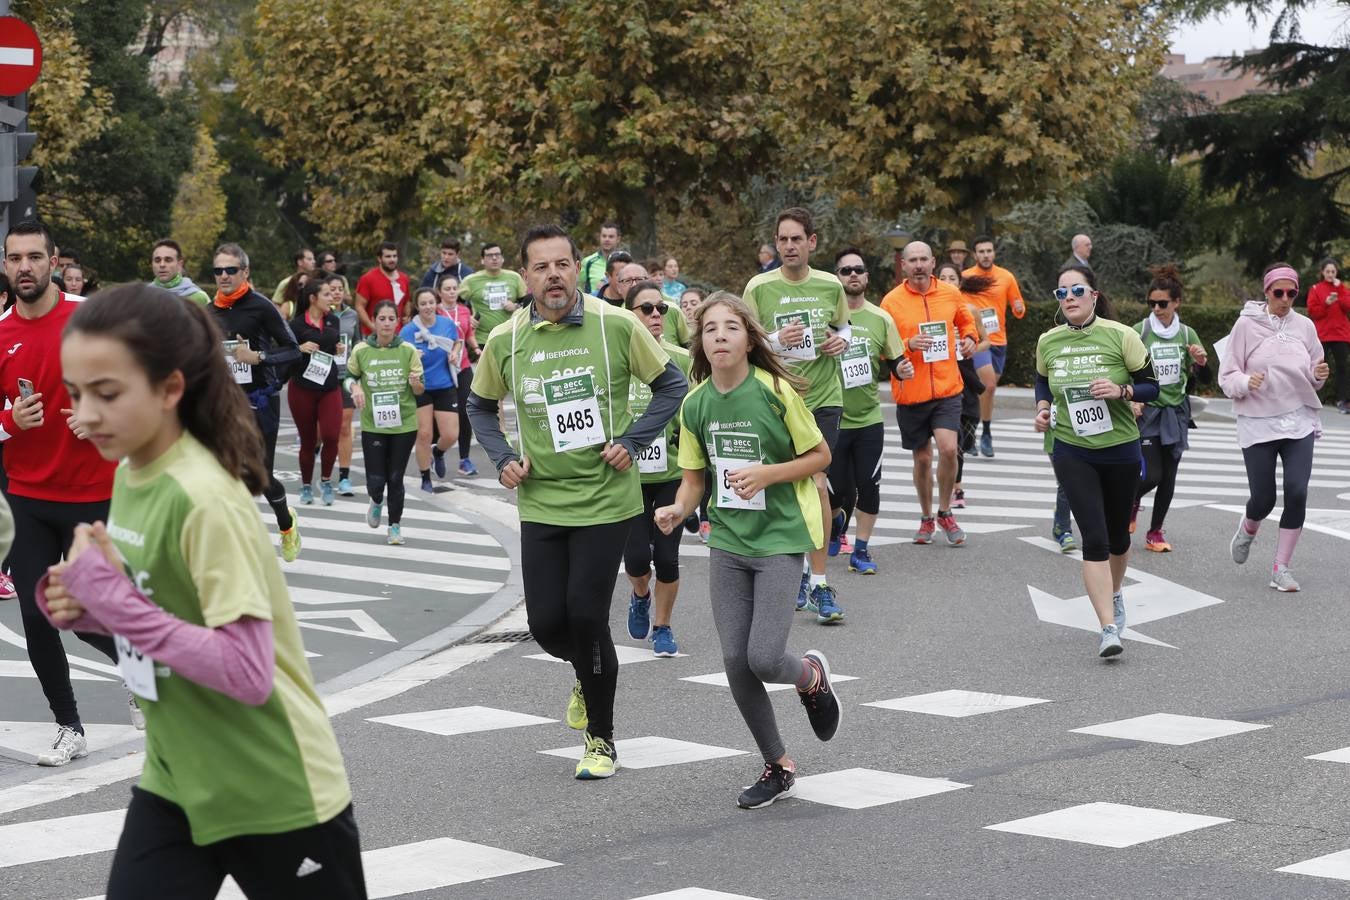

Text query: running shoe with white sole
(1270, 566), (1300, 592)
(279, 510), (301, 563)
(951, 489), (965, 509)
(575, 734), (618, 779)
(320, 480), (335, 506)
(37, 725), (88, 767)
(913, 517), (936, 544)
(566, 680), (587, 731)
(650, 625), (678, 657)
(795, 572), (810, 611)
(0, 572), (15, 600)
(848, 547), (877, 575)
(1097, 624), (1123, 658)
(128, 692), (146, 731)
(387, 524), (404, 545)
(1230, 522), (1256, 564)
(807, 584), (844, 624)
(1053, 528), (1078, 553)
(627, 593), (651, 640)
(979, 432), (994, 457)
(936, 512), (966, 546)
(299, 484), (314, 505)
(737, 762), (796, 809)
(458, 457), (478, 477)
(366, 501), (382, 529)
(1112, 591), (1126, 633)
(798, 649), (841, 740)
(338, 477), (355, 496)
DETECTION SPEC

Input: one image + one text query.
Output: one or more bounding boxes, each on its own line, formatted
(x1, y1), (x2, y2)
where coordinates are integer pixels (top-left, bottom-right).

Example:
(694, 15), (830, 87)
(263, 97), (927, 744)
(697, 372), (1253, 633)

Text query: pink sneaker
(0, 572), (15, 600)
(838, 532), (851, 552)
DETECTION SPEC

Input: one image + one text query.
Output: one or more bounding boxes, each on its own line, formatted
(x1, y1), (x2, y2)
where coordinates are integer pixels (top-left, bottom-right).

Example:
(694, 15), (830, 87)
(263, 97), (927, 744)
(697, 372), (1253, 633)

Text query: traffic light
(0, 91), (37, 235)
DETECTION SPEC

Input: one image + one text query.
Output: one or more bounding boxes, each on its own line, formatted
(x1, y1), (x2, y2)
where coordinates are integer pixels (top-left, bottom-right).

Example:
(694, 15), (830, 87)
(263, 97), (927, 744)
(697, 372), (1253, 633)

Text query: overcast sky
(1170, 0), (1349, 59)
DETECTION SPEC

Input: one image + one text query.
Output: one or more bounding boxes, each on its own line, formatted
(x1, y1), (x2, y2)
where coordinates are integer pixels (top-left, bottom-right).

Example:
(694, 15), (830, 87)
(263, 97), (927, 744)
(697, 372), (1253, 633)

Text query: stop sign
(0, 17), (42, 96)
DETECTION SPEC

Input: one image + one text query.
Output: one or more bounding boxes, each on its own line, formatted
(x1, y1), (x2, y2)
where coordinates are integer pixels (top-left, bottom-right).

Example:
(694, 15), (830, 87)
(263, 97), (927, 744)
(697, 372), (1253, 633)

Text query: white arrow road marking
(1021, 536), (1225, 648)
(295, 609), (397, 642)
(0, 622), (120, 676)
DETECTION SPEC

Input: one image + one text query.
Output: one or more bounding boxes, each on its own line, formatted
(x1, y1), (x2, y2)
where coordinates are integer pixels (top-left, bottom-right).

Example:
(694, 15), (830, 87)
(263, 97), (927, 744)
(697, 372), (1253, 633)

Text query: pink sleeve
(38, 552), (276, 706)
(1218, 321), (1252, 399)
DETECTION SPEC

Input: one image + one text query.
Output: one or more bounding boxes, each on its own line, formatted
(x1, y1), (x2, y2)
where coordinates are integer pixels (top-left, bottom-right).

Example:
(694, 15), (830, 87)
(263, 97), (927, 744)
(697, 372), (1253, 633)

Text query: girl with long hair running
(288, 272), (344, 506)
(437, 272), (481, 475)
(401, 288), (462, 493)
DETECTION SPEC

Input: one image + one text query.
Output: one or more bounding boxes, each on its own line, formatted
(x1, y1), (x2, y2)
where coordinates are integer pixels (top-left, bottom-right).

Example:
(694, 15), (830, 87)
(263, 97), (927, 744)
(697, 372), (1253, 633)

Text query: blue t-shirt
(400, 316), (460, 390)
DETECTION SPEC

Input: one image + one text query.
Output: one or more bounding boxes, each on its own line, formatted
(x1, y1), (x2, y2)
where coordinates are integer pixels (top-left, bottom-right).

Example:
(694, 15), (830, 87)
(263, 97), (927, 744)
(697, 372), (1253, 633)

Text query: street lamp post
(885, 226), (909, 285)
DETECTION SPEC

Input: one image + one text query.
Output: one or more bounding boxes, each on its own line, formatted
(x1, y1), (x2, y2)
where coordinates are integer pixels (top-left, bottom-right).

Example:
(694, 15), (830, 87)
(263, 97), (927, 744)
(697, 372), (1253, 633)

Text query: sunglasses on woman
(1053, 285), (1090, 301)
(635, 302), (669, 316)
(1269, 288), (1298, 300)
(1147, 299), (1172, 309)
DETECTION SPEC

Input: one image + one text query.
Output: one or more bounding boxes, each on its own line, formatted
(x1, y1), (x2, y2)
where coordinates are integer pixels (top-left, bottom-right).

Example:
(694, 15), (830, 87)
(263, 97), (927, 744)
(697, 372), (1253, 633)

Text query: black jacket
(209, 289), (302, 393)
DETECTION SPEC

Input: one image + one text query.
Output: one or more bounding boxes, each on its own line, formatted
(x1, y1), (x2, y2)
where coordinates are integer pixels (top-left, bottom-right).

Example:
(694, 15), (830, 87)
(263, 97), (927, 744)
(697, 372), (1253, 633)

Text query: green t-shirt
(677, 365), (824, 557)
(347, 336), (423, 434)
(663, 304), (691, 347)
(742, 267), (850, 411)
(106, 434), (350, 845)
(840, 301), (904, 429)
(629, 340), (692, 484)
(473, 294), (671, 526)
(1133, 319), (1201, 409)
(460, 269), (528, 344)
(1036, 318), (1151, 451)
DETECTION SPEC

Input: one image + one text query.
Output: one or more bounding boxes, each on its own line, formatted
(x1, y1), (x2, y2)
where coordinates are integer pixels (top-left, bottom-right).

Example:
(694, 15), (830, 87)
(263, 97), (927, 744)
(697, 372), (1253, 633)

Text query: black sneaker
(737, 762), (796, 809)
(798, 649), (841, 741)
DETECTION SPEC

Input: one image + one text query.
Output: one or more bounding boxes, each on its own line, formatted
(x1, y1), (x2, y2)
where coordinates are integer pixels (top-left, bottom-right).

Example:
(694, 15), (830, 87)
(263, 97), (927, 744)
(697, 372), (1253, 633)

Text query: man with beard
(355, 242), (411, 334)
(0, 221), (130, 765)
(467, 224), (686, 780)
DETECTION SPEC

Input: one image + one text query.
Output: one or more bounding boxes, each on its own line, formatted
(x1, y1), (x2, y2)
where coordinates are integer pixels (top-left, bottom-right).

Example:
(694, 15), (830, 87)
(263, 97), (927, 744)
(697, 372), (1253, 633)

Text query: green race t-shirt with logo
(460, 269), (528, 344)
(840, 302), (904, 429)
(1036, 318), (1151, 451)
(630, 340), (692, 484)
(106, 434), (350, 845)
(677, 366), (824, 557)
(347, 337), (423, 434)
(1133, 319), (1201, 409)
(742, 267), (850, 411)
(474, 294), (671, 526)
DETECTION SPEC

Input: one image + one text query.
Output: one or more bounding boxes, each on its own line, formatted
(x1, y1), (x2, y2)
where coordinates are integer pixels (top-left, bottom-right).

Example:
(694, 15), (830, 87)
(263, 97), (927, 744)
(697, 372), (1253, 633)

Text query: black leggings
(6, 494), (118, 726)
(252, 394), (293, 531)
(1324, 341), (1349, 404)
(361, 430), (417, 524)
(1052, 453), (1140, 562)
(1241, 433), (1314, 529)
(624, 480), (682, 583)
(827, 422), (884, 528)
(520, 516), (637, 741)
(456, 367), (475, 459)
(107, 788), (365, 900)
(956, 415), (978, 483)
(1136, 440), (1181, 532)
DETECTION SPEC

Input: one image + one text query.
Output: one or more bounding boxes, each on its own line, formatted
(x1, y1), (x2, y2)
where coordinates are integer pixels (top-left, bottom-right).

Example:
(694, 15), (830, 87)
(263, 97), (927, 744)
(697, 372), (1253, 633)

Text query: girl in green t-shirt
(39, 285), (362, 898)
(654, 291), (843, 811)
(346, 299), (425, 545)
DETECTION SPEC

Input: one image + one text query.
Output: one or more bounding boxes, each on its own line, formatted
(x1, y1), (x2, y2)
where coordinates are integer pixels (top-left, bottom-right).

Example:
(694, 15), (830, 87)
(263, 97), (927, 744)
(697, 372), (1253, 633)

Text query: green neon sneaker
(279, 509), (301, 562)
(575, 733), (618, 779)
(566, 680), (587, 731)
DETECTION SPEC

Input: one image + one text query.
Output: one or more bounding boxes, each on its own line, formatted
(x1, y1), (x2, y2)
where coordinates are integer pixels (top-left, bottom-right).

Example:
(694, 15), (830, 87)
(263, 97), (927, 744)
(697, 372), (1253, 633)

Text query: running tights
(361, 430), (417, 524)
(521, 517), (636, 742)
(1324, 341), (1349, 405)
(1241, 433), (1314, 529)
(827, 422), (884, 530)
(624, 481), (682, 583)
(1137, 441), (1182, 532)
(708, 549), (808, 763)
(287, 386), (341, 484)
(6, 494), (118, 727)
(1052, 454), (1140, 563)
(456, 367), (475, 459)
(253, 394), (294, 531)
(957, 415), (978, 483)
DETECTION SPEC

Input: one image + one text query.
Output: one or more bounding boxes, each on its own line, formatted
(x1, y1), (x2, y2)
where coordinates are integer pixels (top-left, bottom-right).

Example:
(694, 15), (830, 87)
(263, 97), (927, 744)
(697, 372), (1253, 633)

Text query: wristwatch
(257, 349), (267, 363)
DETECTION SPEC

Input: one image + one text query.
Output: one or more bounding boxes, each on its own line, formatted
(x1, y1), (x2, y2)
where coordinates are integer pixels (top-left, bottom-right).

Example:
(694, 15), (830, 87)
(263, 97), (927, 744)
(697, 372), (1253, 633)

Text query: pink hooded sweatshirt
(1219, 301), (1325, 416)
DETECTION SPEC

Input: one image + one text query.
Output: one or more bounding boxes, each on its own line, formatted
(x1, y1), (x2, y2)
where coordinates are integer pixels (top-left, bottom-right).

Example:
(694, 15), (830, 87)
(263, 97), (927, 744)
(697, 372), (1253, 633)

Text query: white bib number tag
(303, 351), (334, 385)
(116, 634), (158, 701)
(774, 311), (816, 361)
(980, 307), (1001, 335)
(485, 282), (510, 311)
(1152, 343), (1183, 386)
(372, 391), (403, 429)
(637, 435), (668, 474)
(840, 340), (873, 389)
(920, 321), (950, 363)
(334, 341), (349, 368)
(223, 341), (252, 385)
(714, 432), (766, 511)
(544, 372), (606, 452)
(1064, 385), (1112, 438)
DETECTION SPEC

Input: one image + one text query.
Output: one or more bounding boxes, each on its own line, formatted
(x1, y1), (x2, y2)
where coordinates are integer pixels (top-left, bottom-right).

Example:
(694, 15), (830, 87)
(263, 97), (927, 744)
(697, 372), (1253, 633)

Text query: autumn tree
(169, 124), (228, 270)
(761, 0), (1170, 231)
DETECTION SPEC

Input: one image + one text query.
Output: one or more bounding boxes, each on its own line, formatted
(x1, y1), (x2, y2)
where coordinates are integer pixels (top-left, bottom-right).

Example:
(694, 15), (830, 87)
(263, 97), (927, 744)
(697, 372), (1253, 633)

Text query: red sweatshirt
(0, 294), (117, 502)
(1307, 280), (1350, 344)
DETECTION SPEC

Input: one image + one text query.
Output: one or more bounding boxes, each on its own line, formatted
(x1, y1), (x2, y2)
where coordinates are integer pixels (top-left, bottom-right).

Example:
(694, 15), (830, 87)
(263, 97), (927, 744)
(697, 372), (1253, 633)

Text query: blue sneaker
(795, 573), (810, 611)
(827, 512), (845, 557)
(338, 477), (354, 497)
(432, 448), (447, 479)
(979, 432), (994, 457)
(320, 480), (335, 506)
(627, 593), (651, 640)
(808, 584), (844, 624)
(299, 484), (314, 505)
(366, 501), (382, 529)
(650, 625), (678, 657)
(458, 457), (478, 477)
(848, 547), (877, 575)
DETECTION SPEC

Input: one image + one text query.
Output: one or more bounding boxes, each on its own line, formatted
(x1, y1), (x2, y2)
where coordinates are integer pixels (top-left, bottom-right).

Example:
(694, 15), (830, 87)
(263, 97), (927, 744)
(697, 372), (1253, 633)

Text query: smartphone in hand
(17, 378), (34, 400)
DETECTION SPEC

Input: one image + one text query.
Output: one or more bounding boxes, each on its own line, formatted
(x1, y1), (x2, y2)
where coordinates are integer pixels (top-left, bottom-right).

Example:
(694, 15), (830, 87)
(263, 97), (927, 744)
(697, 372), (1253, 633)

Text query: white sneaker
(37, 725), (88, 767)
(1269, 566), (1300, 592)
(128, 692), (146, 731)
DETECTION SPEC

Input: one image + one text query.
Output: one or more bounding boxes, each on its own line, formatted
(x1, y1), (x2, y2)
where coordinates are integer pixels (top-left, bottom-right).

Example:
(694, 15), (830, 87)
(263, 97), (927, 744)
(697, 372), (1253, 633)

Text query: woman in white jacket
(1219, 263), (1331, 592)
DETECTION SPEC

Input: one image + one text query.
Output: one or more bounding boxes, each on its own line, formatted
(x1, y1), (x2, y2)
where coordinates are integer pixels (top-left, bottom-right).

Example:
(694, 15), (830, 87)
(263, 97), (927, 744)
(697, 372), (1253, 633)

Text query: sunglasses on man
(213, 266), (241, 276)
(635, 302), (669, 316)
(837, 265), (867, 276)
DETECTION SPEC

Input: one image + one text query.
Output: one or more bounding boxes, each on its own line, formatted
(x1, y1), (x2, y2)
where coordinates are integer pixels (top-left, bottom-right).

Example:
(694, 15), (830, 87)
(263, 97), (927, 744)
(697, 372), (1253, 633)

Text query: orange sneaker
(1145, 529), (1172, 552)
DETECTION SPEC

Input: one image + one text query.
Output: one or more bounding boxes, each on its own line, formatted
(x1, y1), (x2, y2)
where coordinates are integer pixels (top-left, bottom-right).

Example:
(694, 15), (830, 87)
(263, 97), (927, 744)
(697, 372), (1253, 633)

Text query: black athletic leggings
(957, 415), (978, 482)
(107, 788), (365, 900)
(827, 422), (884, 529)
(1136, 440), (1181, 532)
(1324, 341), (1349, 405)
(6, 494), (118, 726)
(361, 430), (417, 524)
(456, 366), (475, 459)
(624, 480), (682, 583)
(1241, 433), (1314, 529)
(1052, 453), (1140, 563)
(252, 393), (294, 531)
(521, 516), (638, 742)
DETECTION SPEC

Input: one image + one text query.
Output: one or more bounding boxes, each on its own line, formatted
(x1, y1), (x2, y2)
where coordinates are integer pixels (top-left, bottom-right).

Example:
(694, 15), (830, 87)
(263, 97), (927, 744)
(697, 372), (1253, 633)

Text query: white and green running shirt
(840, 302), (904, 430)
(1036, 318), (1151, 451)
(629, 340), (693, 484)
(742, 267), (850, 411)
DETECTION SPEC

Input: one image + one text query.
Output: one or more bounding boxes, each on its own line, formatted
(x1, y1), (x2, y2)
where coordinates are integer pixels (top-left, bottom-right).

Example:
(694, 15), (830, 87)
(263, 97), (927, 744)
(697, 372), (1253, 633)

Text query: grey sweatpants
(709, 548), (807, 763)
